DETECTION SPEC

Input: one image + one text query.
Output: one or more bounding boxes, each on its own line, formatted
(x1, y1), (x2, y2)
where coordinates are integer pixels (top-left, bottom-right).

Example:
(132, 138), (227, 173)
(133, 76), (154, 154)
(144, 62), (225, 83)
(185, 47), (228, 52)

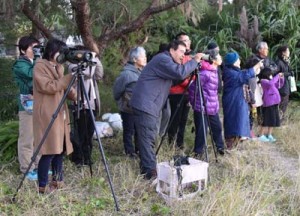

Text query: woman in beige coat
(33, 38), (76, 193)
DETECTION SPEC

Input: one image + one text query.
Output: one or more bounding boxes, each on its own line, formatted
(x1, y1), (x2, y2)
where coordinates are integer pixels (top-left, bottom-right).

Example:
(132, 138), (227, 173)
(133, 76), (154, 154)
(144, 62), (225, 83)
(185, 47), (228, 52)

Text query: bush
(0, 58), (18, 122)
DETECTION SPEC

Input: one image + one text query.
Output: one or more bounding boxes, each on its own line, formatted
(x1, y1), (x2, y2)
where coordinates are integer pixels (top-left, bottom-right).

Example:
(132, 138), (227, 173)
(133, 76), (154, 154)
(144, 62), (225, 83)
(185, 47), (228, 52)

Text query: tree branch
(71, 0), (99, 54)
(97, 0), (188, 55)
(21, 0), (52, 39)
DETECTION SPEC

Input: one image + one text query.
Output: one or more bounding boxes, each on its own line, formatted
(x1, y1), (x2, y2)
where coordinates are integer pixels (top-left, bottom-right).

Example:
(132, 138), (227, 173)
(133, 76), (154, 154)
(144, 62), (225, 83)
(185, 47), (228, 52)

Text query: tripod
(12, 61), (120, 211)
(156, 66), (218, 163)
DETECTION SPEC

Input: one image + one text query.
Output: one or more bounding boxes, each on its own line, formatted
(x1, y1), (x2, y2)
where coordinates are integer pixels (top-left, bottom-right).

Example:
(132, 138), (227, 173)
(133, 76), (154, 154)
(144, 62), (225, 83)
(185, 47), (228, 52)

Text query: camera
(56, 47), (93, 64)
(201, 49), (219, 63)
(32, 45), (45, 58)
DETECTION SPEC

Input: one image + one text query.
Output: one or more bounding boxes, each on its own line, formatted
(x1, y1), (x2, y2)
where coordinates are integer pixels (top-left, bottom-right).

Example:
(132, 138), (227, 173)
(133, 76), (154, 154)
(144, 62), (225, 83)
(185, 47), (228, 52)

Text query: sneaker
(268, 134), (277, 142)
(26, 171), (38, 181)
(258, 135), (270, 142)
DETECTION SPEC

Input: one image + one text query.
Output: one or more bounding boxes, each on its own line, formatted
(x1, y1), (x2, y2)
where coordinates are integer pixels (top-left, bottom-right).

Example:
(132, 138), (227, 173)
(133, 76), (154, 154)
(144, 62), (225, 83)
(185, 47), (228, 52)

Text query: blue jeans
(38, 153), (64, 187)
(120, 111), (138, 154)
(193, 111), (224, 154)
(133, 108), (157, 175)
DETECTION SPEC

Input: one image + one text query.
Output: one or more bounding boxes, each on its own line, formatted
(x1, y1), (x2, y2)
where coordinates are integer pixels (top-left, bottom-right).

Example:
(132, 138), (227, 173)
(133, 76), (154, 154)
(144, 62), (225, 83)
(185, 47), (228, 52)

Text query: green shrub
(0, 121), (18, 164)
(0, 58), (18, 122)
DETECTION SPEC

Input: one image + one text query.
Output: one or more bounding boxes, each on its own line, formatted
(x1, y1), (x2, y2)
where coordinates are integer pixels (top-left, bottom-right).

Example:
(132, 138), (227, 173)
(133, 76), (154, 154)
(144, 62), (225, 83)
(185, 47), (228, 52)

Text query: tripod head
(71, 61), (97, 76)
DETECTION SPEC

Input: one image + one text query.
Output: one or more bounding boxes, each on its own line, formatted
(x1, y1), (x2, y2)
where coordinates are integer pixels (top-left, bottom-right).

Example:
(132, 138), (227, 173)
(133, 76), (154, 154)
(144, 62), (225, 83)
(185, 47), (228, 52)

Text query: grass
(0, 101), (300, 215)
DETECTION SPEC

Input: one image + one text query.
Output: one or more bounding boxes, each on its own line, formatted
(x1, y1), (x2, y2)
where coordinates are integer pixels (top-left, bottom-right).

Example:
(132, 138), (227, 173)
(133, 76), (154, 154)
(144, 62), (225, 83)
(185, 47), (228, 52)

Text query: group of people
(113, 33), (294, 180)
(12, 32), (294, 193)
(13, 36), (103, 193)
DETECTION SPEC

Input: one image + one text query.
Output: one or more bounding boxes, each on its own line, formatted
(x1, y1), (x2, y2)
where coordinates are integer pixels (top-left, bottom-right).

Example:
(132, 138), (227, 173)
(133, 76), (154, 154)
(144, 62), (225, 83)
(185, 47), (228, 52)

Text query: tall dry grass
(0, 102), (300, 215)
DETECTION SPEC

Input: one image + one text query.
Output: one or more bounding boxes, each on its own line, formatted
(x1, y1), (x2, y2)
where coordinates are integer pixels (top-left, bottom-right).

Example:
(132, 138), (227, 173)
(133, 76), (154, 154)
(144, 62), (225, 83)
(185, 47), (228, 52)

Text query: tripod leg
(156, 75), (194, 155)
(78, 75), (120, 211)
(12, 74), (77, 202)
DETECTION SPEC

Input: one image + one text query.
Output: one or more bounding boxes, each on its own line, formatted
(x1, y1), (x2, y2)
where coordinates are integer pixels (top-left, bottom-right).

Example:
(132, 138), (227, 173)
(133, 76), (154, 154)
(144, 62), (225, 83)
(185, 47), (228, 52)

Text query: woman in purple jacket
(259, 67), (284, 142)
(189, 54), (225, 157)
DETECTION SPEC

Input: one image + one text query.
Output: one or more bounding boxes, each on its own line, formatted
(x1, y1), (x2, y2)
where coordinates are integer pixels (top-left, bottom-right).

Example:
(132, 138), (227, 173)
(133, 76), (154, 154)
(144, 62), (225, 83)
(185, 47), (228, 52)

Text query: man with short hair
(131, 40), (203, 180)
(167, 32), (193, 150)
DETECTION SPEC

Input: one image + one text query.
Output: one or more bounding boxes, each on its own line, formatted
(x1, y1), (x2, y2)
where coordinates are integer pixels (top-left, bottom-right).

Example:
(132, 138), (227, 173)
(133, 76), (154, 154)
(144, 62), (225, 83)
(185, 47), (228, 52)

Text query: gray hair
(256, 41), (268, 52)
(129, 46), (146, 63)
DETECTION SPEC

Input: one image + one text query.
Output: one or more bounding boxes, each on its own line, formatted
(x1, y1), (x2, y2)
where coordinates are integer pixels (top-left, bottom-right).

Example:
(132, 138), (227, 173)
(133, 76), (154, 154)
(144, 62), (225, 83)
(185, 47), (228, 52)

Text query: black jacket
(275, 58), (293, 96)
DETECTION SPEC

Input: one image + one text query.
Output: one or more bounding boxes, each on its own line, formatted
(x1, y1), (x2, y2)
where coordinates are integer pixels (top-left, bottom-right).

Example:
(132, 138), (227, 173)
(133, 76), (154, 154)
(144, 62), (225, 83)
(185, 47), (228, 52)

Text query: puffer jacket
(189, 61), (219, 115)
(261, 74), (284, 107)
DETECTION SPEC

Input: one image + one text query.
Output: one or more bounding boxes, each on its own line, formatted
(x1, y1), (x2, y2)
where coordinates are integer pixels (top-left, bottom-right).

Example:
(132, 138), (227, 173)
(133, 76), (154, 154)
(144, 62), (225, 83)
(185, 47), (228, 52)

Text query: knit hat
(207, 42), (218, 50)
(224, 52), (239, 65)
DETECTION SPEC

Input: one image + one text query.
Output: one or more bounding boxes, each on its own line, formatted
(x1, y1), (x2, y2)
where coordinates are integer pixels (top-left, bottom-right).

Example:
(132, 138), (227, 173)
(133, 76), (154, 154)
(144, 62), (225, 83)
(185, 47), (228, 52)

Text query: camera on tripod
(32, 45), (45, 58)
(56, 46), (93, 64)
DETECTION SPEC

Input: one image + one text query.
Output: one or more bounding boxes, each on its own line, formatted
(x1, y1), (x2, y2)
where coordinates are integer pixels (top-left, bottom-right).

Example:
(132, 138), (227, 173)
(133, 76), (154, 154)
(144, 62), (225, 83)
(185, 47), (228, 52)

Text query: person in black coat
(275, 45), (294, 123)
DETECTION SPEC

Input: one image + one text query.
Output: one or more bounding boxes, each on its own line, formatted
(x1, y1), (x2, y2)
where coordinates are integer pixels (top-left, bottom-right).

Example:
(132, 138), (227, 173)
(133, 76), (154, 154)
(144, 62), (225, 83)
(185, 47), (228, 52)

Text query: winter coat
(130, 51), (198, 117)
(113, 63), (141, 113)
(33, 59), (77, 155)
(12, 56), (35, 111)
(275, 58), (293, 97)
(189, 61), (219, 115)
(260, 74), (284, 107)
(222, 65), (255, 138)
(169, 54), (192, 95)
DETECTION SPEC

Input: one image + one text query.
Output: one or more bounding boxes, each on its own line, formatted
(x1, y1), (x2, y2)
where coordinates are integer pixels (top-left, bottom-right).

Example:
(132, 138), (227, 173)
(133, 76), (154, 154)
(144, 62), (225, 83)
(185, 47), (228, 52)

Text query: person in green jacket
(12, 35), (40, 180)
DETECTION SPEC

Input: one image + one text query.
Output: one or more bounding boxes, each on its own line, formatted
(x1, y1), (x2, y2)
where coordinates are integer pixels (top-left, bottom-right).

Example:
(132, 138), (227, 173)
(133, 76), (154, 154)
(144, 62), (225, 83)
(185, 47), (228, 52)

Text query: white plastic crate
(156, 157), (208, 203)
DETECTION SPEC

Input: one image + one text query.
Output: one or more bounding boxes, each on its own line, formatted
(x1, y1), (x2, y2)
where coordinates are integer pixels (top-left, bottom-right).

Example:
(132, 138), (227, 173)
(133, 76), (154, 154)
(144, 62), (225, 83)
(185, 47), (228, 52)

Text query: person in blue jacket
(222, 52), (262, 149)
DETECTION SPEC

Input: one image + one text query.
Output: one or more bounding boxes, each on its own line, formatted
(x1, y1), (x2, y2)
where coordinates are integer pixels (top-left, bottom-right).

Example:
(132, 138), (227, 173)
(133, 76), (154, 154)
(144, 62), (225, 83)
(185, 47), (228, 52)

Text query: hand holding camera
(193, 53), (205, 63)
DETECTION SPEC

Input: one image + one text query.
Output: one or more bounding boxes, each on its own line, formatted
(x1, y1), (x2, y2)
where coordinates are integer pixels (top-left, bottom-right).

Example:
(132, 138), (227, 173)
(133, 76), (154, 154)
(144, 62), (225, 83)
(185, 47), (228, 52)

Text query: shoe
(258, 135), (270, 142)
(217, 148), (225, 156)
(25, 171), (38, 181)
(127, 152), (138, 159)
(268, 134), (277, 142)
(144, 169), (157, 180)
(48, 170), (53, 175)
(193, 152), (204, 160)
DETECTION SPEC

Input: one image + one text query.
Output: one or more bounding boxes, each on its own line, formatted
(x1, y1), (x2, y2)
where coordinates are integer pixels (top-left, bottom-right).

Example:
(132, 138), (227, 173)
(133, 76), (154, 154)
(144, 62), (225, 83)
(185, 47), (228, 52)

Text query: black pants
(133, 108), (157, 176)
(279, 94), (289, 121)
(193, 111), (224, 154)
(167, 94), (190, 148)
(120, 111), (138, 154)
(71, 109), (95, 165)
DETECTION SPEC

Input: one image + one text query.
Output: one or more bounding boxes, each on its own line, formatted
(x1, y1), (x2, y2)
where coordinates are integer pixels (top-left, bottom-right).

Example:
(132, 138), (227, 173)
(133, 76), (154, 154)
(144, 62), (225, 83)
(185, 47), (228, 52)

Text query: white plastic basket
(156, 157), (209, 204)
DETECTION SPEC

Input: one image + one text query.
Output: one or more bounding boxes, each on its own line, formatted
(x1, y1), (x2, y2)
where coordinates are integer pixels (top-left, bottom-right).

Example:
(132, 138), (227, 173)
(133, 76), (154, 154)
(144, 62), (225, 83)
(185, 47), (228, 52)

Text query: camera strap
(176, 166), (184, 197)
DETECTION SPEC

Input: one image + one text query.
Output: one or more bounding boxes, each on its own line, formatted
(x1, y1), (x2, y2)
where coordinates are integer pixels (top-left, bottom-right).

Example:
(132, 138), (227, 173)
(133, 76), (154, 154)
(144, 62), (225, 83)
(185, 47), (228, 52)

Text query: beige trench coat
(33, 59), (76, 155)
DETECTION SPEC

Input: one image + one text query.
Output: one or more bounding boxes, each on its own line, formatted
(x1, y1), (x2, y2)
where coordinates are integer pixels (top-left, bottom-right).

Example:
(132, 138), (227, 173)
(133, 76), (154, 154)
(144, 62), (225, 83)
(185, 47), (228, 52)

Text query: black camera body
(57, 47), (93, 64)
(201, 49), (219, 63)
(32, 45), (45, 58)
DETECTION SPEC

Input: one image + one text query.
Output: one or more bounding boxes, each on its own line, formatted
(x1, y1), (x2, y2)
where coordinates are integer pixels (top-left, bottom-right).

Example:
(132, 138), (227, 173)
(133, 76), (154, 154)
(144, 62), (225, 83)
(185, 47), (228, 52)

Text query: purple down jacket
(189, 61), (219, 115)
